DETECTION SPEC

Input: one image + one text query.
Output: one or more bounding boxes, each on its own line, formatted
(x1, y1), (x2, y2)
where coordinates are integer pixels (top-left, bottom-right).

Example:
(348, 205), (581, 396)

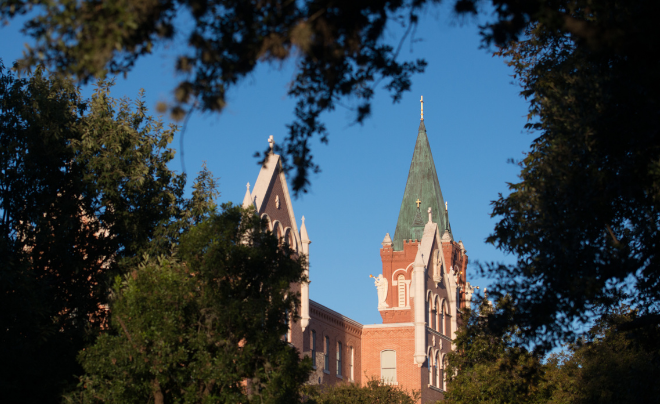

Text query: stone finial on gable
(427, 207), (432, 224)
(268, 135), (274, 153)
(382, 233), (392, 248)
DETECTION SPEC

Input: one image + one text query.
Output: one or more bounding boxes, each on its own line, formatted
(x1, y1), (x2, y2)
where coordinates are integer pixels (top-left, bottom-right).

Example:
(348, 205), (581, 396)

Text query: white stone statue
(374, 274), (389, 309)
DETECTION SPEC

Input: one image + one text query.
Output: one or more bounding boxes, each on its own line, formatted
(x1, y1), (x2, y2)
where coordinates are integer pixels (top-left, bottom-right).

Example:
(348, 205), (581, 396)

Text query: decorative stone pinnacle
(268, 135), (274, 153)
(242, 182), (254, 208)
(382, 232), (392, 247)
(420, 95), (424, 121)
(445, 201), (448, 212)
(427, 207), (432, 224)
(300, 215), (310, 244)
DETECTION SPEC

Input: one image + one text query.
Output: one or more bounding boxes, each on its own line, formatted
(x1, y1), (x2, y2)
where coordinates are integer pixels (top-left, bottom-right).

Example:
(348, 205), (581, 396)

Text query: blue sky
(1, 5), (531, 326)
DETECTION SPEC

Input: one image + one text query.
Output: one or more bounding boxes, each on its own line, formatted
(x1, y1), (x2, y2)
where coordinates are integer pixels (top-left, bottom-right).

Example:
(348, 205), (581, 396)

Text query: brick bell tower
(365, 97), (475, 402)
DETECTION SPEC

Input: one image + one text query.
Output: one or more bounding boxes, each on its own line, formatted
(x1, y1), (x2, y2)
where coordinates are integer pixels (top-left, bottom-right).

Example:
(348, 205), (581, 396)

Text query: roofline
(310, 299), (364, 329)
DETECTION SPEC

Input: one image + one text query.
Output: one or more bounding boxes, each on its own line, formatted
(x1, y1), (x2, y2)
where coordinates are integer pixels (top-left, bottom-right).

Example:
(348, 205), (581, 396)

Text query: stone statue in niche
(275, 195), (280, 209)
(373, 274), (389, 309)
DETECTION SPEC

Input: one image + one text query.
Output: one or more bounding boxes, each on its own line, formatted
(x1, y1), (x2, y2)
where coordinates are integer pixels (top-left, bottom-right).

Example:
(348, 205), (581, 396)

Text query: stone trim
(363, 322), (414, 329)
(379, 306), (411, 311)
(426, 326), (453, 342)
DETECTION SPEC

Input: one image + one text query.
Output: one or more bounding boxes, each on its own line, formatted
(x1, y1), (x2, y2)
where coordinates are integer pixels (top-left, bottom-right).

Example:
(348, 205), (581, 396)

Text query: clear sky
(1, 4), (531, 326)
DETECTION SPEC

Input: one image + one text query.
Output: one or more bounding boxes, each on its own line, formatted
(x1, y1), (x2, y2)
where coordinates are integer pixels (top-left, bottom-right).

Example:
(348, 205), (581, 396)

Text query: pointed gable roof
(248, 151), (302, 250)
(392, 119), (449, 250)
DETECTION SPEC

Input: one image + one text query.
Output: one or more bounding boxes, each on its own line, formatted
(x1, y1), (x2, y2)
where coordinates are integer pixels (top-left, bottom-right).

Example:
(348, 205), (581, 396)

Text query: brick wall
(296, 300), (363, 386)
(361, 325), (420, 397)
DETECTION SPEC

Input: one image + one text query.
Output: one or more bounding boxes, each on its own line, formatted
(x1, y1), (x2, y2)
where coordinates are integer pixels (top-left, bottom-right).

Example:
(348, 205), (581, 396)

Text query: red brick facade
(244, 122), (475, 403)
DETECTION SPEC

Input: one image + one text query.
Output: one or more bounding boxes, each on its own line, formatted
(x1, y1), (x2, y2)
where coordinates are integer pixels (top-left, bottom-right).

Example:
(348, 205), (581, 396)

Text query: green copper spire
(392, 119), (449, 250)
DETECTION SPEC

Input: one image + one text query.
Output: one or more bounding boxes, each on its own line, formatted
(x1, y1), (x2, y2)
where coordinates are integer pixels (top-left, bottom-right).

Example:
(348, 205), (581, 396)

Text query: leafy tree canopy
(546, 308), (660, 404)
(445, 298), (550, 404)
(483, 1), (660, 348)
(446, 301), (660, 404)
(302, 379), (419, 404)
(64, 205), (311, 404)
(0, 61), (216, 403)
(2, 0), (642, 194)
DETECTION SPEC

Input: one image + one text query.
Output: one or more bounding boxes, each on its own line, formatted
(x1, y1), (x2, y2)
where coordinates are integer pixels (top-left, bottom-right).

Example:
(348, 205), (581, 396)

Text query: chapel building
(241, 99), (475, 403)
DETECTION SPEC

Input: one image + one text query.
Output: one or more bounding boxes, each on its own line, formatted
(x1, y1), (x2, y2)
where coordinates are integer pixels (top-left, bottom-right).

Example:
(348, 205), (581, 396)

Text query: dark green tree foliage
(1, 0), (428, 194)
(64, 205), (311, 404)
(2, 0), (651, 194)
(445, 302), (660, 404)
(444, 299), (549, 404)
(546, 309), (660, 404)
(302, 379), (419, 404)
(0, 62), (207, 402)
(482, 1), (660, 347)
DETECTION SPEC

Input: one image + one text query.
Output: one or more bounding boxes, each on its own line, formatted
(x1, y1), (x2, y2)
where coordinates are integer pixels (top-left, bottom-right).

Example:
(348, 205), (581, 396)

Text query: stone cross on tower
(268, 135), (274, 153)
(420, 95), (424, 121)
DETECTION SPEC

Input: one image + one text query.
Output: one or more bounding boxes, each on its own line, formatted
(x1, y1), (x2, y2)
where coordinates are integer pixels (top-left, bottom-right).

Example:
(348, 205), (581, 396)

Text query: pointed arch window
(427, 295), (433, 328)
(444, 301), (451, 337)
(428, 352), (433, 386)
(442, 354), (448, 390)
(435, 352), (441, 388)
(435, 296), (441, 332)
(398, 275), (406, 307)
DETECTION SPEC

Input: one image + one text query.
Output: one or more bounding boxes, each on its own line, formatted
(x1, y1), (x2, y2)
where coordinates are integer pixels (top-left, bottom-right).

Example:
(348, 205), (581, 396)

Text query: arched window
(427, 295), (433, 328)
(275, 222), (283, 239)
(398, 275), (406, 307)
(428, 353), (433, 386)
(261, 213), (272, 231)
(442, 354), (448, 390)
(444, 301), (451, 337)
(435, 352), (441, 388)
(435, 296), (441, 332)
(380, 350), (397, 384)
